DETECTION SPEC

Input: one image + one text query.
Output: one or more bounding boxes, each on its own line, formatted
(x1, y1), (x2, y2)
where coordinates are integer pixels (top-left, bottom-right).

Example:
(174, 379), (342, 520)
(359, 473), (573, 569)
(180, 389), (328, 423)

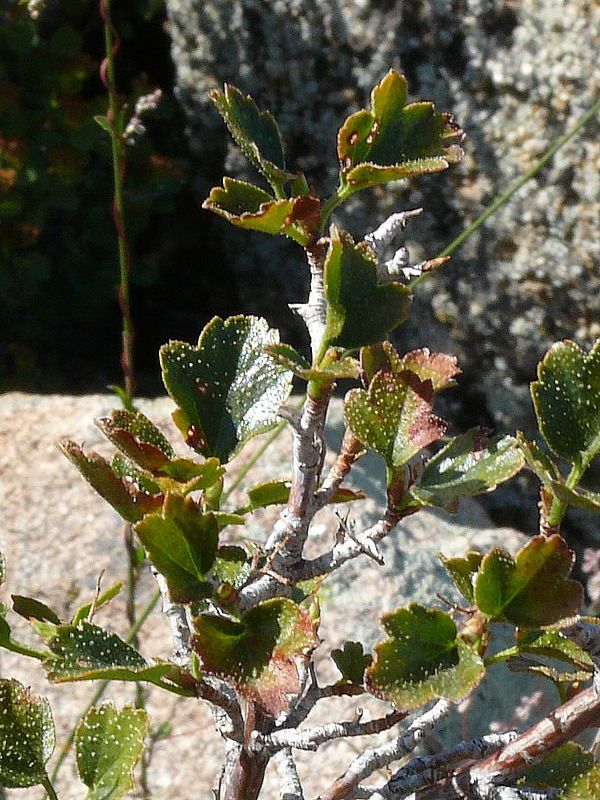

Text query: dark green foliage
(331, 641), (372, 686)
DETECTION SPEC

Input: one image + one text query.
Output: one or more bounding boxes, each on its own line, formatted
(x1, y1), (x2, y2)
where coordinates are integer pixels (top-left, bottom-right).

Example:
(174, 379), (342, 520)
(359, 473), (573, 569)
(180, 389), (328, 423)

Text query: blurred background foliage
(0, 1), (238, 394)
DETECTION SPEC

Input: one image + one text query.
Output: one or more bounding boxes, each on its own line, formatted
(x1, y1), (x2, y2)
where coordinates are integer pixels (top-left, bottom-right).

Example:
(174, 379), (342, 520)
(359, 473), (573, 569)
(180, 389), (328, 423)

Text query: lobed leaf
(38, 621), (172, 684)
(531, 339), (600, 467)
(323, 228), (412, 351)
(191, 598), (318, 716)
(337, 70), (464, 192)
(210, 83), (291, 185)
(345, 370), (446, 469)
(474, 535), (583, 627)
(366, 604), (484, 710)
(332, 641), (372, 686)
(439, 551), (483, 605)
(75, 704), (148, 800)
(0, 679), (55, 788)
(360, 342), (460, 391)
(134, 494), (218, 604)
(59, 441), (163, 522)
(410, 430), (524, 508)
(160, 315), (293, 462)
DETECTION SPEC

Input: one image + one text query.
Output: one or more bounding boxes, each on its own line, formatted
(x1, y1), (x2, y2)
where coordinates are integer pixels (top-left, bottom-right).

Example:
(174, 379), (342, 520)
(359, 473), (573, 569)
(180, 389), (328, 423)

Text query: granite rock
(0, 394), (557, 798)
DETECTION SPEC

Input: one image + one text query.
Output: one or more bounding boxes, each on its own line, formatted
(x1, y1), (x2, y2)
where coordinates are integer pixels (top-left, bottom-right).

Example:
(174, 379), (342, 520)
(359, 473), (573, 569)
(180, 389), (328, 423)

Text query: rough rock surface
(1, 394), (556, 798)
(166, 0), (599, 438)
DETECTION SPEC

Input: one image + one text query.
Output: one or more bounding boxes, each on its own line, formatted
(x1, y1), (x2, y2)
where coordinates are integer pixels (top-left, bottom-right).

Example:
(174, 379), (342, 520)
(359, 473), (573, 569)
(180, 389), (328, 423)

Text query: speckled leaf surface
(0, 553), (5, 587)
(39, 621), (172, 683)
(96, 409), (174, 471)
(524, 743), (597, 795)
(345, 370), (445, 469)
(531, 339), (600, 466)
(410, 430), (524, 507)
(210, 84), (291, 184)
(366, 604), (484, 710)
(160, 315), (293, 462)
(337, 70), (464, 191)
(398, 349), (461, 391)
(439, 551), (483, 605)
(332, 641), (372, 686)
(0, 679), (55, 788)
(212, 546), (252, 590)
(515, 629), (593, 674)
(59, 441), (163, 522)
(134, 494), (218, 604)
(203, 178), (297, 234)
(323, 229), (411, 351)
(76, 704), (148, 800)
(191, 598), (318, 716)
(474, 535), (583, 627)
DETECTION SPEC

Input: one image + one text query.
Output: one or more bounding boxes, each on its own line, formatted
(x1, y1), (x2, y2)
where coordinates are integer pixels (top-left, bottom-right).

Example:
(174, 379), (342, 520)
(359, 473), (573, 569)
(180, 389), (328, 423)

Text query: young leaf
(160, 315), (293, 462)
(344, 370), (446, 469)
(410, 430), (524, 508)
(439, 551), (483, 605)
(59, 441), (163, 522)
(365, 604), (484, 710)
(0, 679), (55, 788)
(12, 596), (61, 626)
(474, 535), (583, 627)
(337, 70), (464, 192)
(76, 704), (148, 800)
(265, 343), (360, 382)
(243, 479), (363, 512)
(111, 453), (163, 496)
(212, 546), (252, 590)
(398, 348), (461, 391)
(323, 228), (412, 351)
(39, 621), (173, 684)
(332, 641), (372, 685)
(191, 598), (318, 716)
(531, 339), (600, 468)
(72, 583), (123, 626)
(134, 494), (218, 604)
(210, 83), (292, 186)
(96, 409), (174, 471)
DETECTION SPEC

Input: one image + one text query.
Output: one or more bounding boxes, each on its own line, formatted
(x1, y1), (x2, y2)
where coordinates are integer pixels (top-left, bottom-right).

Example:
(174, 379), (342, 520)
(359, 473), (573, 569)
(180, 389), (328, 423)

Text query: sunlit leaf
(410, 430), (524, 508)
(474, 535), (583, 627)
(515, 628), (593, 673)
(134, 494), (218, 604)
(439, 551), (483, 605)
(72, 583), (122, 626)
(337, 70), (464, 192)
(59, 441), (163, 522)
(366, 604), (484, 710)
(345, 370), (445, 469)
(96, 409), (174, 471)
(192, 598), (318, 716)
(212, 546), (252, 590)
(332, 641), (372, 685)
(38, 621), (173, 684)
(0, 679), (55, 788)
(265, 343), (360, 381)
(323, 228), (411, 351)
(160, 315), (293, 462)
(76, 704), (148, 800)
(531, 339), (600, 467)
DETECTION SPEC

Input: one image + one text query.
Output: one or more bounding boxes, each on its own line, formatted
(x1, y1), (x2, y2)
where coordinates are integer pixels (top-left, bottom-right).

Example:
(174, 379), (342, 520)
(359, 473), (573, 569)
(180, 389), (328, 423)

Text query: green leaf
(365, 604), (484, 710)
(210, 83), (291, 185)
(159, 457), (224, 490)
(323, 228), (412, 351)
(39, 621), (173, 684)
(134, 494), (218, 604)
(111, 453), (163, 496)
(337, 70), (464, 192)
(76, 704), (148, 800)
(410, 430), (525, 508)
(474, 535), (583, 627)
(523, 743), (596, 792)
(344, 370), (446, 469)
(12, 596), (61, 625)
(96, 409), (174, 470)
(191, 598), (318, 716)
(531, 339), (600, 468)
(562, 763), (600, 799)
(265, 343), (360, 382)
(160, 315), (293, 462)
(59, 441), (163, 522)
(515, 628), (593, 673)
(243, 479), (363, 512)
(212, 546), (252, 589)
(93, 114), (112, 135)
(439, 551), (483, 605)
(72, 583), (123, 626)
(0, 679), (55, 788)
(331, 641), (372, 685)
